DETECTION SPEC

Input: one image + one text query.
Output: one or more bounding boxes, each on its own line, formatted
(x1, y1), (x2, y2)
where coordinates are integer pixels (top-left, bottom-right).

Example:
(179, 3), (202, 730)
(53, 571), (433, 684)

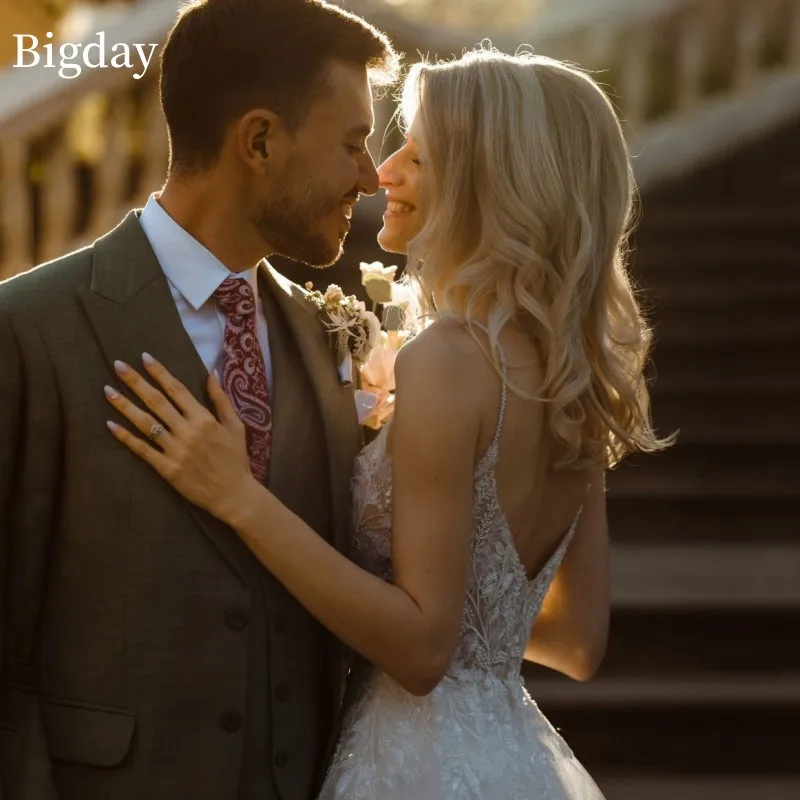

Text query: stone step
(594, 776), (800, 800)
(640, 278), (800, 305)
(607, 544), (800, 609)
(650, 387), (800, 443)
(632, 242), (797, 268)
(639, 205), (800, 228)
(607, 442), (800, 500)
(524, 675), (800, 707)
(595, 609), (800, 676)
(649, 339), (796, 383)
(634, 224), (800, 254)
(651, 362), (800, 394)
(607, 495), (800, 544)
(653, 307), (800, 345)
(532, 702), (799, 775)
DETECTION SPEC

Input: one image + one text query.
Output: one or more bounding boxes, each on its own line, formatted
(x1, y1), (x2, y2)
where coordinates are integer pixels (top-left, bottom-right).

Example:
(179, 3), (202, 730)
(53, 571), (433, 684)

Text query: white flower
(359, 261), (398, 281)
(322, 284), (345, 308)
(360, 261), (398, 305)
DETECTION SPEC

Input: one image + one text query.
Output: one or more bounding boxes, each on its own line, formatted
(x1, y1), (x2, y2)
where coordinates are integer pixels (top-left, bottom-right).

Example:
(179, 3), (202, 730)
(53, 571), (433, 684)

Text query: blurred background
(1, 0), (799, 797)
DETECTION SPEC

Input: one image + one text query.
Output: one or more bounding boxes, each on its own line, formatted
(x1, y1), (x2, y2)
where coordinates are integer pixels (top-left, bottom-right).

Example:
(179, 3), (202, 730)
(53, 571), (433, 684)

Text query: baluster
(675, 4), (708, 112)
(786, 0), (800, 66)
(618, 22), (655, 131)
(733, 0), (770, 91)
(0, 136), (32, 279)
(39, 128), (77, 263)
(88, 93), (133, 237)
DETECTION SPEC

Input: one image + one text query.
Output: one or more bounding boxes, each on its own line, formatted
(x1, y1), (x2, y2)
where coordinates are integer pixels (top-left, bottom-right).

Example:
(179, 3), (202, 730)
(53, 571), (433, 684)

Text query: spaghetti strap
(465, 321), (508, 453)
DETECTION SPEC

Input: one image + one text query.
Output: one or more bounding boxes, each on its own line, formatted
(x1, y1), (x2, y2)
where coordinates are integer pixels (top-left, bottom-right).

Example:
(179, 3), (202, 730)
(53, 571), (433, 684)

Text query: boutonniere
(305, 282), (381, 386)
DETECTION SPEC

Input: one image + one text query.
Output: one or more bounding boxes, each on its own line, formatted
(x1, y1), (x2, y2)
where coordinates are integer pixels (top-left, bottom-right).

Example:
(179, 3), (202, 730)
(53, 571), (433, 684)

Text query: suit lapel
(259, 263), (361, 553)
(257, 269), (317, 508)
(78, 210), (249, 583)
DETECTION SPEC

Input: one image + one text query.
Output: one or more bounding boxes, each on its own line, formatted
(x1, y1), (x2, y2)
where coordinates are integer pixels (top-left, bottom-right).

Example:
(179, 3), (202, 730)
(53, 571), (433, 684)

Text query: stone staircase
(530, 111), (800, 794)
(563, 113), (800, 792)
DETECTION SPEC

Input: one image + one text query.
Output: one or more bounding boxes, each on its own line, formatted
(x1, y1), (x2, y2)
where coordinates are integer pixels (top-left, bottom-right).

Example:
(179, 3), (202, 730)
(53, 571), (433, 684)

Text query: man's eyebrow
(345, 124), (374, 138)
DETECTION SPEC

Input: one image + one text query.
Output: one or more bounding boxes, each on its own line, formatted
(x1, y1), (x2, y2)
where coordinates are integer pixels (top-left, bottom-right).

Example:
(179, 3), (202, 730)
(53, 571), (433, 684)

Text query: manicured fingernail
(114, 360), (129, 374)
(142, 352), (156, 367)
(212, 369), (220, 381)
(104, 385), (119, 400)
(106, 420), (121, 432)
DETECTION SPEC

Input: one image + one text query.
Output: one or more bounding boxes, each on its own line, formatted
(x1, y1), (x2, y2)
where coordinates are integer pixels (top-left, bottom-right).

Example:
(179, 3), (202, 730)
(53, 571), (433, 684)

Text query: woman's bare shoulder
(393, 319), (486, 412)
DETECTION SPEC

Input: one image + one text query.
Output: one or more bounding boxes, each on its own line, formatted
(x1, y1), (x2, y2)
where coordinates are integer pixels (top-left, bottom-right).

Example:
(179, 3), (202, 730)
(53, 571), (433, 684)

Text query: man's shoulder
(0, 244), (94, 316)
(0, 209), (143, 317)
(261, 261), (317, 316)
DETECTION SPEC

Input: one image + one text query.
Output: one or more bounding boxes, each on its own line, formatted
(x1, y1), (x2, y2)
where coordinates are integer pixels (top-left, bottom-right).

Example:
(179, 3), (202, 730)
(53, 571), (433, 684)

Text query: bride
(105, 47), (671, 798)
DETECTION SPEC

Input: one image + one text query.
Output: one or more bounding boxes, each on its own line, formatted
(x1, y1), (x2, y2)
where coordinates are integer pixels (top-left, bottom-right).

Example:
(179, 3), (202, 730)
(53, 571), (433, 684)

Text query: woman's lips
(385, 200), (416, 216)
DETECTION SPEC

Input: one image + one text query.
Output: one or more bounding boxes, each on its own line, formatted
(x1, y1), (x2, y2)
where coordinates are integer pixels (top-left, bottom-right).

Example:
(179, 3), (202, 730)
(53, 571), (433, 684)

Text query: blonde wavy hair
(400, 45), (675, 469)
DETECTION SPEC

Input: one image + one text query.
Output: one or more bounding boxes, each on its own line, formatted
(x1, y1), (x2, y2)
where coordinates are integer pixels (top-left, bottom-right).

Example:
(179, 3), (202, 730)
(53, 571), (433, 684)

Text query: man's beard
(251, 184), (346, 268)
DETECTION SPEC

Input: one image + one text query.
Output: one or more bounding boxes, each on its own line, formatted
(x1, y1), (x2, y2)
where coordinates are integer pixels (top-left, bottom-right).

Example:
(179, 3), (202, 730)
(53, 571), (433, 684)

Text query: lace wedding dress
(318, 349), (605, 800)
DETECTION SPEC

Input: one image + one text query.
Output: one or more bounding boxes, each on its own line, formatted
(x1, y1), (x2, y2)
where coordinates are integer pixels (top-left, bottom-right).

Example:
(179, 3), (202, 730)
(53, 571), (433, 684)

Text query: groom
(0, 1), (397, 798)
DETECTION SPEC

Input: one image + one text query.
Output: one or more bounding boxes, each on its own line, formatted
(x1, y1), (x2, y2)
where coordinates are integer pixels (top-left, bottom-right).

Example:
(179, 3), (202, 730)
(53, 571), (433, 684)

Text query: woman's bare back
(461, 322), (593, 581)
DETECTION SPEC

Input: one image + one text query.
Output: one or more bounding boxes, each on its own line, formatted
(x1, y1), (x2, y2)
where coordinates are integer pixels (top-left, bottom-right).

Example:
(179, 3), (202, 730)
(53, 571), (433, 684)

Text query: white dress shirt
(138, 193), (273, 393)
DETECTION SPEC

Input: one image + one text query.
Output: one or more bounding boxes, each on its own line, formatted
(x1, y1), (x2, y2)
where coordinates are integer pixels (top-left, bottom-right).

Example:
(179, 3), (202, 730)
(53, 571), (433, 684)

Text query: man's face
(252, 60), (378, 267)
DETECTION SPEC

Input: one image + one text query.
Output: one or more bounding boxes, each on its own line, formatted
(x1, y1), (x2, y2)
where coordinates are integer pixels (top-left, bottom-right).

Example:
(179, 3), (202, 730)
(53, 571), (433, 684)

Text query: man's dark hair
(159, 0), (399, 173)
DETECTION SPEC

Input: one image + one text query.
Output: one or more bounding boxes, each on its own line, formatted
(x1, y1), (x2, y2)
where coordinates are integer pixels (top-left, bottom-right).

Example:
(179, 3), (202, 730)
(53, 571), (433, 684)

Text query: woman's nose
(377, 151), (401, 188)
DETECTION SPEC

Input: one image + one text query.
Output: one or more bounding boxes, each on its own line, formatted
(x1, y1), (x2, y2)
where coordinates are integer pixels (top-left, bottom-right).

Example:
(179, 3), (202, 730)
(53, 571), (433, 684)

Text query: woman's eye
(348, 144), (368, 155)
(412, 158), (422, 166)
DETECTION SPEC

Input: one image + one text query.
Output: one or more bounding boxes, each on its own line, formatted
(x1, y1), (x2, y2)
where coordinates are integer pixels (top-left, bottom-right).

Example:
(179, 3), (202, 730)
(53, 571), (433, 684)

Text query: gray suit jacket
(0, 211), (362, 800)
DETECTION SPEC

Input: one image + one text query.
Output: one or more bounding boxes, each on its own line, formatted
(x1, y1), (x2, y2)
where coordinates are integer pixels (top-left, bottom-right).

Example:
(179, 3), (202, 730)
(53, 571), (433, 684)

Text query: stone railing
(1, 0), (799, 279)
(0, 0), (174, 279)
(531, 0), (800, 185)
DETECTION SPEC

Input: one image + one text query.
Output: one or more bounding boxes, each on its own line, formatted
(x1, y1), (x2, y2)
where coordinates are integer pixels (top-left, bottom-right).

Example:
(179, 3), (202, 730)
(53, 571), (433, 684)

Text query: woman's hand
(104, 353), (259, 525)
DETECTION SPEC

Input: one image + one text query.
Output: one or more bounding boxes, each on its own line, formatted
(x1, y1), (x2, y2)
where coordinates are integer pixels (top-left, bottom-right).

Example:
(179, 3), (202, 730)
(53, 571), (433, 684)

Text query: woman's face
(376, 134), (423, 254)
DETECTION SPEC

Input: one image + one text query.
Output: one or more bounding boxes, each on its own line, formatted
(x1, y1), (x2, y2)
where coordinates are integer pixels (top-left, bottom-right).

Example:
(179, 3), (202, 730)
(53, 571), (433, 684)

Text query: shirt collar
(139, 193), (260, 310)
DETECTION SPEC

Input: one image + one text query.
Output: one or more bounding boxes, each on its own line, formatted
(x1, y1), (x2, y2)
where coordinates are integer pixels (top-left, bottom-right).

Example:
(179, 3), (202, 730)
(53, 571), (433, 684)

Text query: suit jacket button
(275, 684), (289, 702)
(226, 607), (248, 630)
(219, 712), (243, 732)
(274, 751), (289, 769)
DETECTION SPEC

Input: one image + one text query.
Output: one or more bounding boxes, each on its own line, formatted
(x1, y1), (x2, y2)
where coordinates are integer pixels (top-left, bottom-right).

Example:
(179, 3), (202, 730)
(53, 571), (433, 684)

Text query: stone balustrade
(1, 0), (798, 279)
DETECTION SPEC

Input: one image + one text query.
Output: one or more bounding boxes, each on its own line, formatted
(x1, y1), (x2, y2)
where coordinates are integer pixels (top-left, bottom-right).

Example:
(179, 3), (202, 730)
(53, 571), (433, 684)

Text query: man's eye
(347, 144), (368, 155)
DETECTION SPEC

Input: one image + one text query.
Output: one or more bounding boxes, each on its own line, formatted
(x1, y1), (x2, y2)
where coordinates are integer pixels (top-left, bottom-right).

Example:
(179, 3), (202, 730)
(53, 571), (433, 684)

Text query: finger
(104, 384), (175, 449)
(113, 359), (186, 432)
(106, 420), (172, 475)
(141, 353), (205, 420)
(208, 371), (242, 429)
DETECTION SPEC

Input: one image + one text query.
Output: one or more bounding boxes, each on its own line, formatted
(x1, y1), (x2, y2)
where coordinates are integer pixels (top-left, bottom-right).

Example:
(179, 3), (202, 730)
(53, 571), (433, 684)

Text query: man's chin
(278, 235), (344, 269)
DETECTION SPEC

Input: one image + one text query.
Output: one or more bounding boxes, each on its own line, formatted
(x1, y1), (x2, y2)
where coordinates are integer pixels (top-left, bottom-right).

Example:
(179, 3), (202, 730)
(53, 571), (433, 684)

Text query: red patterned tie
(213, 277), (272, 485)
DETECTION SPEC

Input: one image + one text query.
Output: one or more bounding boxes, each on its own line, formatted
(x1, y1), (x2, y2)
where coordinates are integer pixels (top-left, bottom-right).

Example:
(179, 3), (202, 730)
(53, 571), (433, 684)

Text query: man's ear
(237, 109), (282, 170)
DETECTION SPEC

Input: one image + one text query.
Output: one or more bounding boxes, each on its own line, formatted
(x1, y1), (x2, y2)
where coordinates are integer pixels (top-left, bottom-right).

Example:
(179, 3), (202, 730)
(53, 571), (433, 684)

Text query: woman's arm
(229, 336), (478, 695)
(524, 467), (610, 681)
(106, 335), (479, 697)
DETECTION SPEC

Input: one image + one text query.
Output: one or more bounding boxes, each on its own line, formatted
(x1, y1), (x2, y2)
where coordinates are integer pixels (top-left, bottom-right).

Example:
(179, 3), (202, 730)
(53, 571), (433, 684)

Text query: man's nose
(358, 153), (380, 197)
